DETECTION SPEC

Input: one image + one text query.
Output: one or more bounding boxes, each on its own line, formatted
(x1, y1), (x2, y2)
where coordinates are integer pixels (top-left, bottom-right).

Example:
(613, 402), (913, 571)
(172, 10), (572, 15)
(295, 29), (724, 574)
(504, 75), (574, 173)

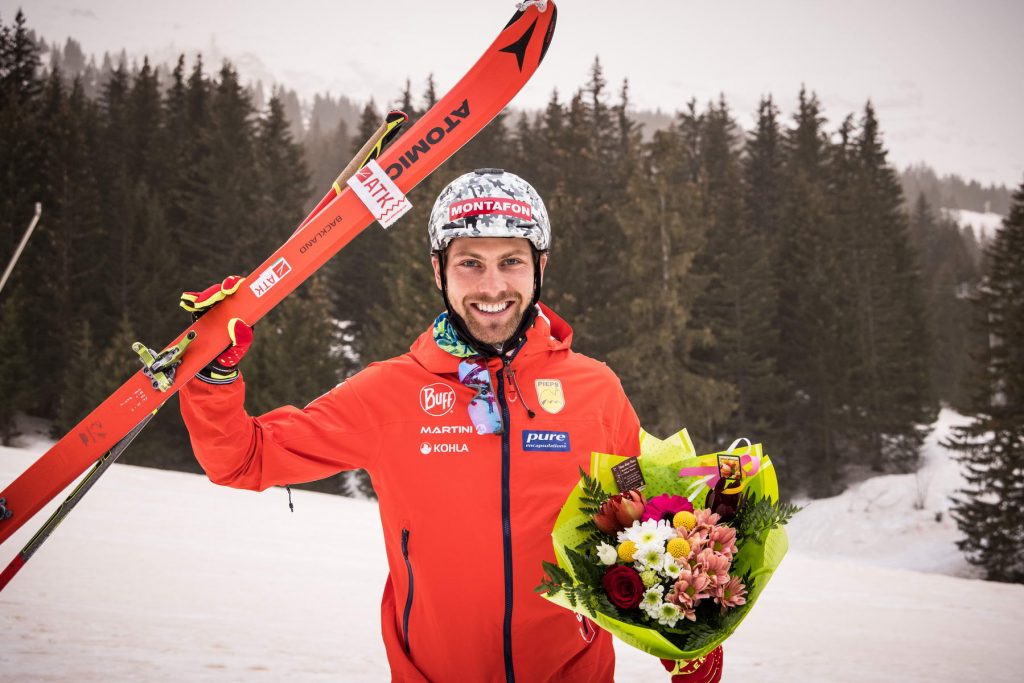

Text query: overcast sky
(5, 0), (1022, 187)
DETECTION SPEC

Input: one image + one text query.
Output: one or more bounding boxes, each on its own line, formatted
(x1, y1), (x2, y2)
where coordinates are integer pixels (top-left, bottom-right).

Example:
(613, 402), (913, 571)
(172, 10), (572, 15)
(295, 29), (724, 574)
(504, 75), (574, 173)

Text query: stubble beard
(457, 292), (527, 346)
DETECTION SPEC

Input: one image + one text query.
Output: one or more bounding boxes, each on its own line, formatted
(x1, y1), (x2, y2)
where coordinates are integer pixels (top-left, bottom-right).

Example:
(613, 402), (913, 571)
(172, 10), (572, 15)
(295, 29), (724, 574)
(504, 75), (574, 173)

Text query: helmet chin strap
(437, 248), (544, 358)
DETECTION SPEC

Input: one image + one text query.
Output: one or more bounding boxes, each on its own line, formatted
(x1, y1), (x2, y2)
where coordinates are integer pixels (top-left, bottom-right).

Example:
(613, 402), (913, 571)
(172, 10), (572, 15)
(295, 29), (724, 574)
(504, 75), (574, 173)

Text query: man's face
(433, 237), (547, 346)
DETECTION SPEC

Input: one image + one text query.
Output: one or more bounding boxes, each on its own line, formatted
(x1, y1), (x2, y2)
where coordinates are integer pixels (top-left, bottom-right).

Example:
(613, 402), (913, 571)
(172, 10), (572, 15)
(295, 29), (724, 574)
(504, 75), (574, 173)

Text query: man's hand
(180, 276), (253, 385)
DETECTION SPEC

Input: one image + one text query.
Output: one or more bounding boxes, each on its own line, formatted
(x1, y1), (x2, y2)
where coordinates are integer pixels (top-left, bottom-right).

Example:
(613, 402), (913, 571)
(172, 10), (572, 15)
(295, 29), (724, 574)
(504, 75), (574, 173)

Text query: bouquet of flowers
(537, 429), (797, 677)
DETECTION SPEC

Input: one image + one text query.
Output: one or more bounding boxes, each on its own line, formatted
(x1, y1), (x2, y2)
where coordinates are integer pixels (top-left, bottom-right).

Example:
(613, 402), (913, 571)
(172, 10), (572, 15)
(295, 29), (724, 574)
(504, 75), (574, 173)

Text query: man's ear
(432, 253), (443, 290)
(538, 251), (548, 285)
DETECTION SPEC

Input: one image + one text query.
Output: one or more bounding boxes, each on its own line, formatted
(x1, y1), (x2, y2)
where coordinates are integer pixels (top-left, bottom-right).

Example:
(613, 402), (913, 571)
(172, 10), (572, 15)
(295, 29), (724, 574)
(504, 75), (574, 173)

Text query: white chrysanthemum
(640, 585), (664, 618)
(596, 542), (618, 566)
(661, 556), (683, 579)
(634, 545), (667, 571)
(618, 519), (675, 546)
(656, 602), (682, 627)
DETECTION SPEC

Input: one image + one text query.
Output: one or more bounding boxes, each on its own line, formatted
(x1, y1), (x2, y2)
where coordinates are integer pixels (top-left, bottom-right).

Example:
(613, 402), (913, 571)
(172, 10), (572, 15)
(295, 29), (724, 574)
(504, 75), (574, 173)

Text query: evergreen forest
(2, 10), (1020, 580)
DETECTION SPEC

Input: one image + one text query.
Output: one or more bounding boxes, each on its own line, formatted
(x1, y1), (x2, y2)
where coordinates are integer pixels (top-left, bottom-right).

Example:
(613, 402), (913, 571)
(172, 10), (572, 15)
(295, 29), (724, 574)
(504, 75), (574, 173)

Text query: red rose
(601, 565), (644, 609)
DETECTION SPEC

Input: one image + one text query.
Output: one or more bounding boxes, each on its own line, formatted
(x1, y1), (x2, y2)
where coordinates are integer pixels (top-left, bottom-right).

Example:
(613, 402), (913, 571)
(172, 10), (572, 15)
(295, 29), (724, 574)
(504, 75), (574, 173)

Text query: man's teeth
(476, 302), (510, 313)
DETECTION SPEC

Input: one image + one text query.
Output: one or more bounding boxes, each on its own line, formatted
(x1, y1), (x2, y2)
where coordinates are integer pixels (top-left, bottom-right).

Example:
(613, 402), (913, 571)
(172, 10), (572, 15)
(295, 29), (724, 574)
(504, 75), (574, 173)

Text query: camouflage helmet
(428, 168), (551, 253)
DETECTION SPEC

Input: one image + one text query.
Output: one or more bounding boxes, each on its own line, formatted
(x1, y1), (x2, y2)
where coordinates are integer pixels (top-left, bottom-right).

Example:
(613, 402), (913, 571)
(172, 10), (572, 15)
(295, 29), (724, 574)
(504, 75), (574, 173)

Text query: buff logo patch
(449, 197), (533, 221)
(522, 430), (570, 452)
(419, 383), (456, 417)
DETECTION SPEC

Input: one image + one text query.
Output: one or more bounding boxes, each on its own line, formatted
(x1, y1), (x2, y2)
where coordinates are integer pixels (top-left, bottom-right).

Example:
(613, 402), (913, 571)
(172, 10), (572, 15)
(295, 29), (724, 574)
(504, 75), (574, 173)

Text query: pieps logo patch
(522, 430), (571, 452)
(534, 379), (565, 414)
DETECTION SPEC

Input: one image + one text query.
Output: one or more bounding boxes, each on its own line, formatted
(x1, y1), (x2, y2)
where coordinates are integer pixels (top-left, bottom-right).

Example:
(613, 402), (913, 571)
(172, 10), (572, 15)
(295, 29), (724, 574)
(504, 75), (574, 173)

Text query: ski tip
(506, 0), (554, 30)
(386, 110), (409, 124)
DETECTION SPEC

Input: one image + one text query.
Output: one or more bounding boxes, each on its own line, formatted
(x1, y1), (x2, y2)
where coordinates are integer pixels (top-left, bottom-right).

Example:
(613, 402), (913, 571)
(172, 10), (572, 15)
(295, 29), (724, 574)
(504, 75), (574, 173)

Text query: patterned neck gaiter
(432, 311), (479, 359)
(432, 312), (503, 435)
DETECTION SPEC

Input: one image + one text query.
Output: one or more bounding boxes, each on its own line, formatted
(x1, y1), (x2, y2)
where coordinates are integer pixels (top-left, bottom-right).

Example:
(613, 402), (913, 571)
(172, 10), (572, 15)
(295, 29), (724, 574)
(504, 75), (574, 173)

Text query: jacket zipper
(401, 528), (414, 655)
(496, 360), (515, 683)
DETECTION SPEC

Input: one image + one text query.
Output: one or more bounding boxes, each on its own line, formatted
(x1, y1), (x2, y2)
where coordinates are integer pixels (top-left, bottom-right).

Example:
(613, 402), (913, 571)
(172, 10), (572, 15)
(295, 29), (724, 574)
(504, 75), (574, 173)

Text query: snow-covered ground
(942, 207), (1006, 243)
(787, 409), (982, 578)
(1, 410), (1022, 682)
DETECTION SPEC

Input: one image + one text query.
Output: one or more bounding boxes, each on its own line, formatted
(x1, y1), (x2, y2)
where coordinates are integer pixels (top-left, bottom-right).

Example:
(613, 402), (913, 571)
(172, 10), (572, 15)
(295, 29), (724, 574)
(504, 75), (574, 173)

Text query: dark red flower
(601, 565), (644, 610)
(705, 479), (740, 523)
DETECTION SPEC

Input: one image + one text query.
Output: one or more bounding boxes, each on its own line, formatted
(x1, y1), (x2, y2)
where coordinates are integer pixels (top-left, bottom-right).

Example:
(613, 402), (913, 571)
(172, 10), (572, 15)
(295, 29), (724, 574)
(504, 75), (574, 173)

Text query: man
(179, 169), (721, 682)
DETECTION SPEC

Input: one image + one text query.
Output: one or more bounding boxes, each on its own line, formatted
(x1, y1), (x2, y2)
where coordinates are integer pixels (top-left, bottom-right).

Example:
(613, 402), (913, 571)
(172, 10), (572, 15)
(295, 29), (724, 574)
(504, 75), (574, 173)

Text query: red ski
(0, 1), (558, 548)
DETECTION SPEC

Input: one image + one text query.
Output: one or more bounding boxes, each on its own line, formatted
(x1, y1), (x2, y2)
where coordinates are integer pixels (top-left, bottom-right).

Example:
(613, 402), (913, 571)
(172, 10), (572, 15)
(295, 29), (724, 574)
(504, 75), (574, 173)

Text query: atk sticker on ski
(0, 0), (558, 590)
(347, 159), (412, 229)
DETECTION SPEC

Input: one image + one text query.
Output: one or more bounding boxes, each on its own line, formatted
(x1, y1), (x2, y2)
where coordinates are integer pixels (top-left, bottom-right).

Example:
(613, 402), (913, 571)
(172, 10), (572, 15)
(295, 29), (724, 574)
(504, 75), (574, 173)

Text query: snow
(787, 409), (982, 578)
(942, 207), (1006, 243)
(2, 411), (1023, 682)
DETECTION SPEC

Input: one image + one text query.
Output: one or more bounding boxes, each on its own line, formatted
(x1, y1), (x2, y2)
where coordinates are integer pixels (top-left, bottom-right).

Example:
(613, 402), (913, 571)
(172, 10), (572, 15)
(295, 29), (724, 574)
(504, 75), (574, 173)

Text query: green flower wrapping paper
(542, 428), (790, 661)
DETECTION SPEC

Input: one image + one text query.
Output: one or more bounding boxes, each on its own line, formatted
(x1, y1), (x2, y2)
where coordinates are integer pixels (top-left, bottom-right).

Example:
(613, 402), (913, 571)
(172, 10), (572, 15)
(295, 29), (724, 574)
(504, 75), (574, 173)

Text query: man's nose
(477, 265), (507, 297)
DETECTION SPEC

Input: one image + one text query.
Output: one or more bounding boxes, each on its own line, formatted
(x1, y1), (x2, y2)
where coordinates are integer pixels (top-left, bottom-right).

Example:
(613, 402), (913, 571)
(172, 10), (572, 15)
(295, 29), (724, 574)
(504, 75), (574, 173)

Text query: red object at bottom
(660, 646), (724, 683)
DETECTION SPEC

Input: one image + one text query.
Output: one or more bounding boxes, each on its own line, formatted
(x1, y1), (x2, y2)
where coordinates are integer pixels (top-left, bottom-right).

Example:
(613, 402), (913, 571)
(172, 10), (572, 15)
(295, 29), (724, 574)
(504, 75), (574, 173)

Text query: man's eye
(503, 258), (524, 266)
(459, 259), (480, 268)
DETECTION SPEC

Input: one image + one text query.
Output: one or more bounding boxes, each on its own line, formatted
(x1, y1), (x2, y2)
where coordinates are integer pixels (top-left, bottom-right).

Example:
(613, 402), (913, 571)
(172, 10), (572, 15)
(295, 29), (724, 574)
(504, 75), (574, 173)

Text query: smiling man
(178, 169), (723, 682)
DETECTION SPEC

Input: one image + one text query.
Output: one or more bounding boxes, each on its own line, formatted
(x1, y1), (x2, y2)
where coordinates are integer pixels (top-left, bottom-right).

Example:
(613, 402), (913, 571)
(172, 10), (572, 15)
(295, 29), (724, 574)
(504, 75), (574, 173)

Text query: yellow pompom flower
(617, 540), (637, 562)
(673, 510), (696, 531)
(667, 537), (691, 559)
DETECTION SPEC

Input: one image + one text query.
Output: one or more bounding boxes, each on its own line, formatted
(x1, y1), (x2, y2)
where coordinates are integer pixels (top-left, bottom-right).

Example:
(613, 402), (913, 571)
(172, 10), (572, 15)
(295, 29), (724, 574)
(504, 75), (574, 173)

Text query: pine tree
(254, 95), (310, 236)
(303, 114), (350, 214)
(95, 60), (136, 322)
(0, 10), (45, 283)
(689, 97), (782, 447)
(842, 102), (935, 471)
(607, 109), (733, 442)
(947, 180), (1024, 583)
(201, 62), (259, 271)
(741, 96), (792, 463)
(540, 59), (630, 361)
(56, 319), (94, 434)
(908, 194), (981, 408)
(25, 69), (106, 414)
(776, 88), (849, 494)
(0, 294), (30, 443)
(0, 9), (42, 108)
(125, 57), (162, 189)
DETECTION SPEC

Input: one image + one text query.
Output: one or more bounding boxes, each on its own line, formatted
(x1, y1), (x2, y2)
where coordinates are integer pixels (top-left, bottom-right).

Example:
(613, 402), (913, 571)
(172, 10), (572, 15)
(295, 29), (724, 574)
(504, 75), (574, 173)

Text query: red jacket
(180, 304), (641, 682)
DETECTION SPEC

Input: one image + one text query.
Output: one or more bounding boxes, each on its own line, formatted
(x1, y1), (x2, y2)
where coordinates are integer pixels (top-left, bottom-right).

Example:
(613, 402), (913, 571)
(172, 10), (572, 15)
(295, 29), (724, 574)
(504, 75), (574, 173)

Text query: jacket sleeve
(179, 371), (381, 492)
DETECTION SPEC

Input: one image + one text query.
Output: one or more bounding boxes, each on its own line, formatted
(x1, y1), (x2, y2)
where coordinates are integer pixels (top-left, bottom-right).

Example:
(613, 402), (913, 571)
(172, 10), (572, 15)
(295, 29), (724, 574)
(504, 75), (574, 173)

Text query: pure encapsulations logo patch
(249, 257), (292, 298)
(522, 430), (571, 452)
(419, 383), (456, 417)
(449, 197), (533, 222)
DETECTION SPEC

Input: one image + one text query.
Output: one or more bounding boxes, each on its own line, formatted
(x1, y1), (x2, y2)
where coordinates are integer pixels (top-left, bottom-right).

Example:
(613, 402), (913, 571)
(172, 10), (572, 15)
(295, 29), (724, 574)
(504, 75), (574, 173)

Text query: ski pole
(0, 412), (156, 591)
(291, 110), (408, 237)
(0, 202), (42, 297)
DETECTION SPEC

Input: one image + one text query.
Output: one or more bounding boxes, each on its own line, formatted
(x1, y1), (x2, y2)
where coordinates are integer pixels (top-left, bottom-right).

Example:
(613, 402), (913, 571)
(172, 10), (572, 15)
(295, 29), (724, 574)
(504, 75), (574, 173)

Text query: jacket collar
(409, 302), (572, 374)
